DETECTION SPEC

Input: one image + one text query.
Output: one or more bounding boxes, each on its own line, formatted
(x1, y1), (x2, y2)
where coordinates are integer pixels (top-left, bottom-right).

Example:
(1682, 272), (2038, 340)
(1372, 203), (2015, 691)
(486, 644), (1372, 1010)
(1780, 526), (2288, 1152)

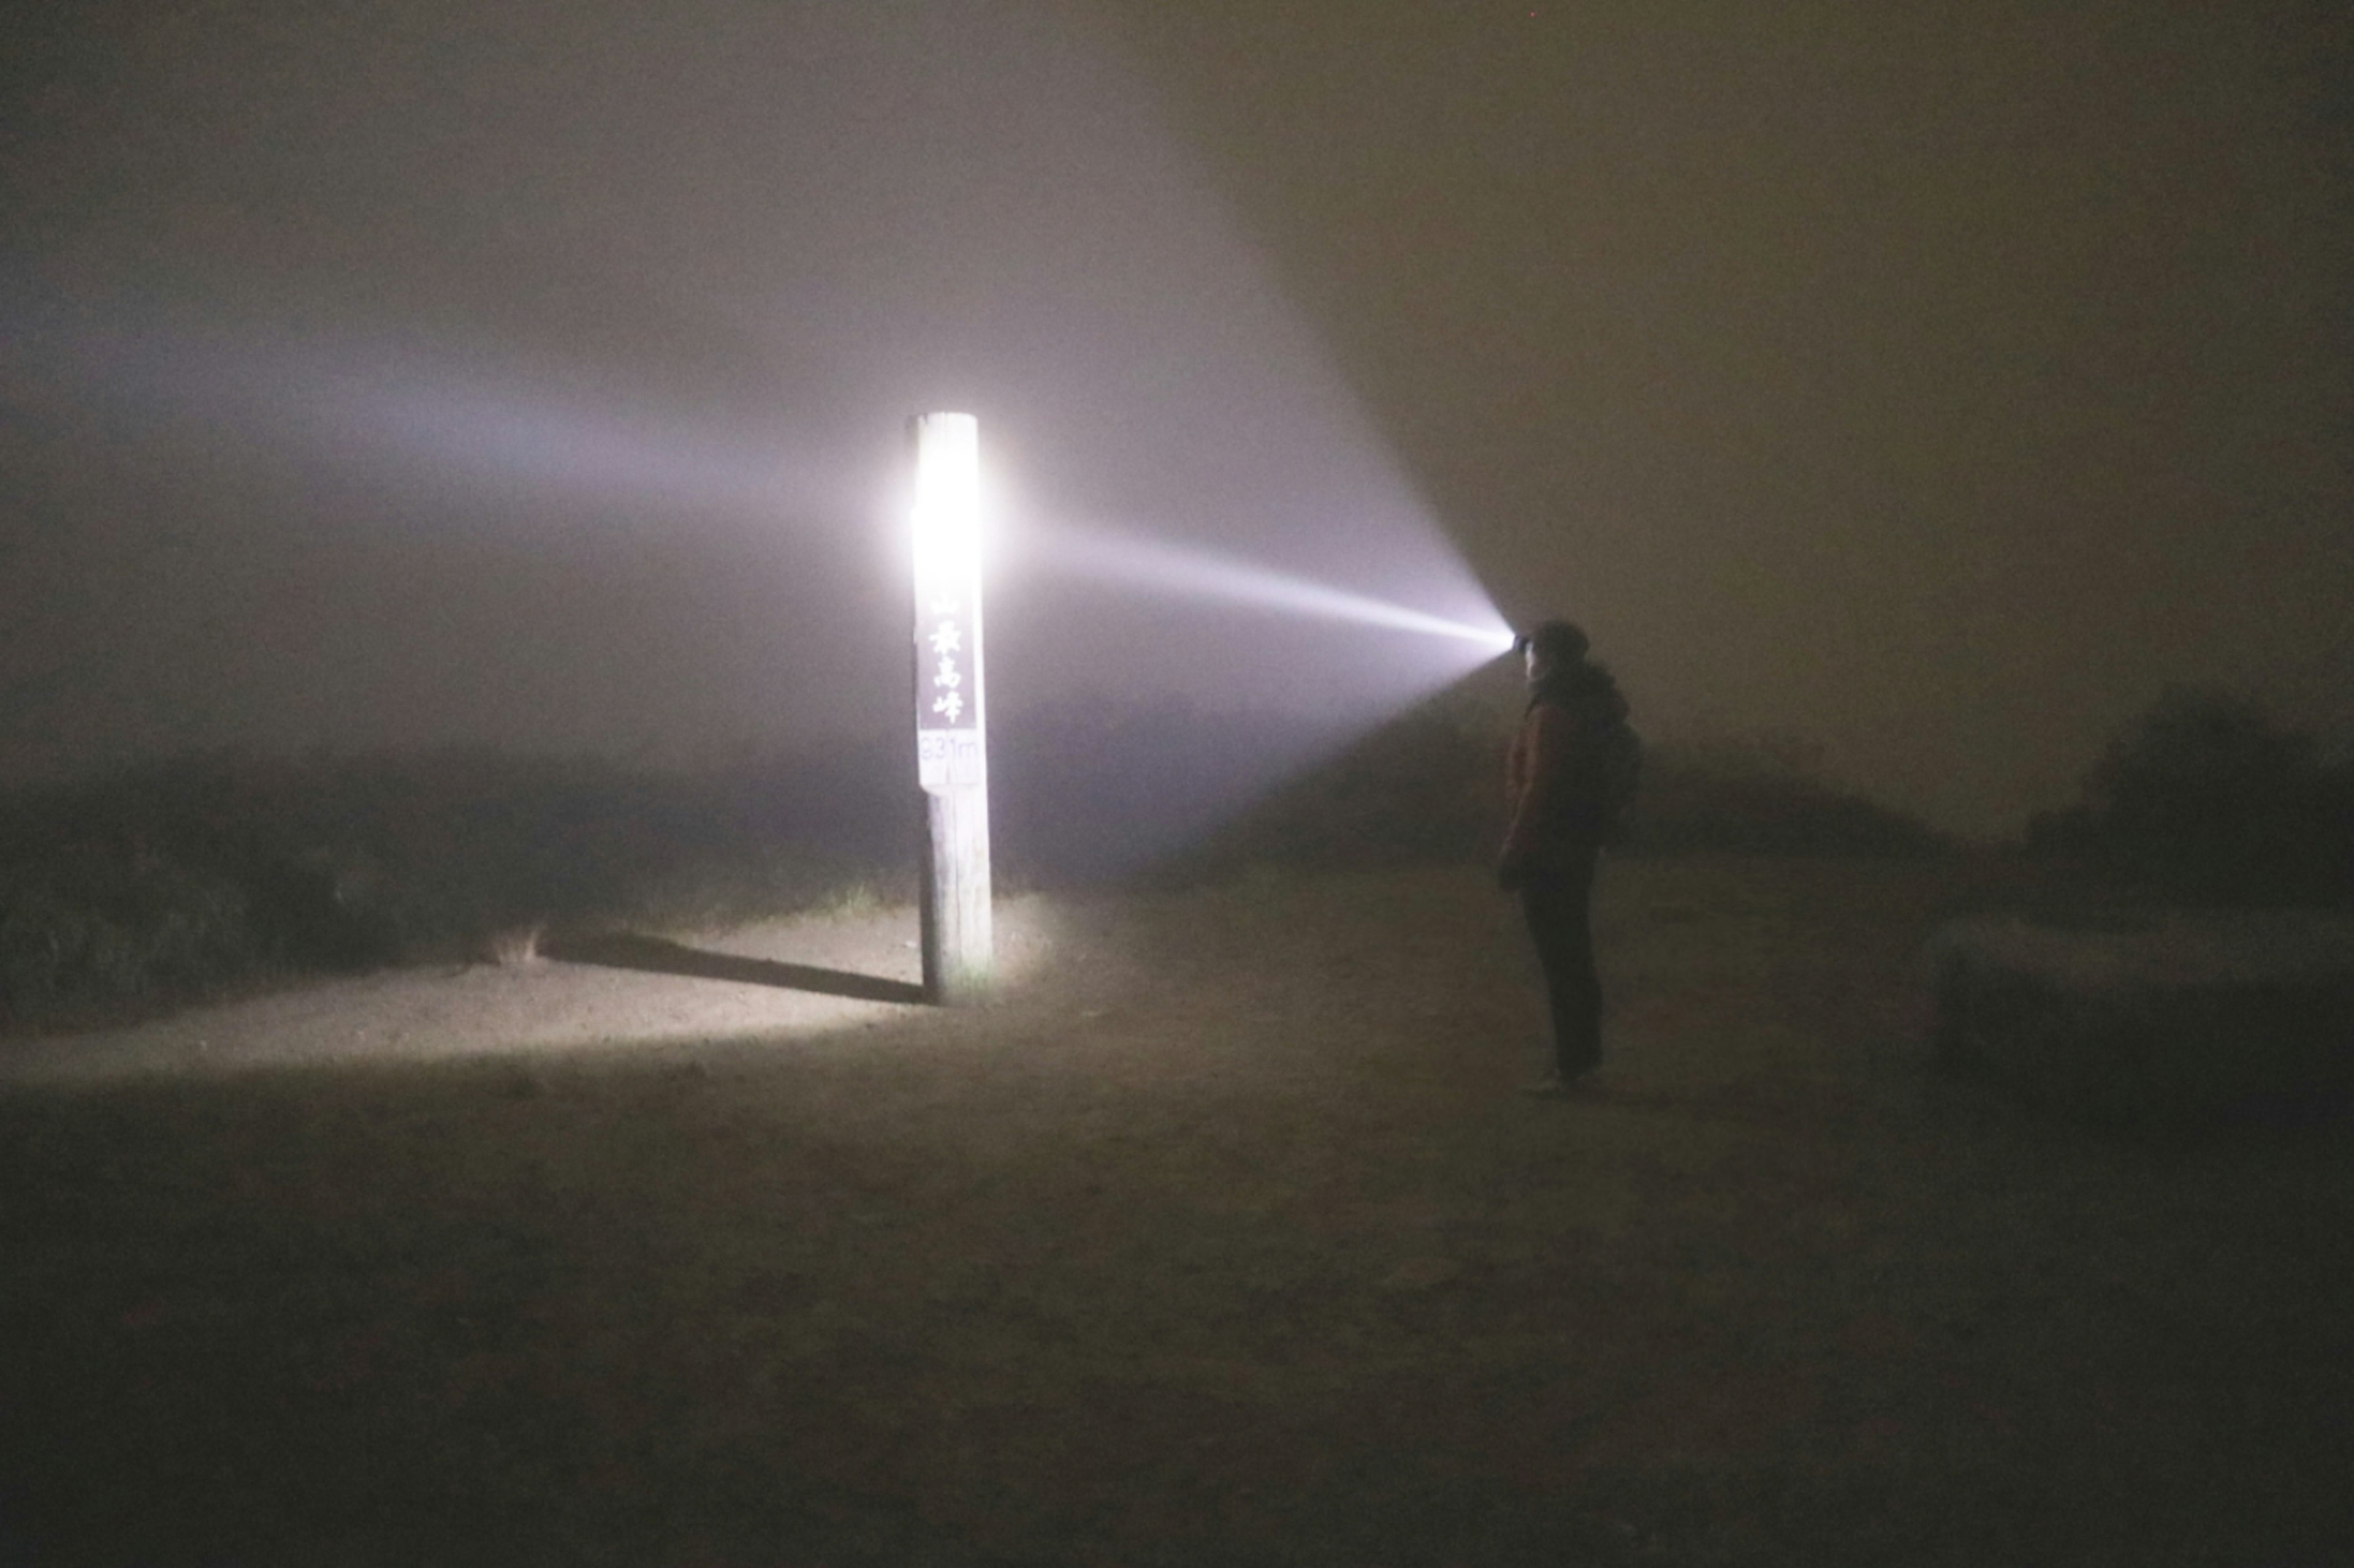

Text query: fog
(4, 0), (2347, 834)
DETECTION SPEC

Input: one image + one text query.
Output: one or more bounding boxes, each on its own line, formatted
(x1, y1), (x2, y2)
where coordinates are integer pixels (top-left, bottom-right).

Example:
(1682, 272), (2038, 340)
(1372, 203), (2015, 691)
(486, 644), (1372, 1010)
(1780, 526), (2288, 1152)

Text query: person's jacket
(1503, 661), (1629, 869)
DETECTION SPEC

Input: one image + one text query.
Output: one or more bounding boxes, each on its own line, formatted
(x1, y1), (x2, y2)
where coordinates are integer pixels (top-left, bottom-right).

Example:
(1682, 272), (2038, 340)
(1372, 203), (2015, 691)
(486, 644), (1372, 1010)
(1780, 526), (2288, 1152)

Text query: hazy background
(4, 0), (2347, 835)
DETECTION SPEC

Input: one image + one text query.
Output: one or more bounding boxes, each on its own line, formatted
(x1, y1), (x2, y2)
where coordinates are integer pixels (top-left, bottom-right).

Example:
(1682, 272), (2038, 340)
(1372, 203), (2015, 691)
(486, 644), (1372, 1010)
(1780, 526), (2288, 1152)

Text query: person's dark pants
(1520, 850), (1602, 1079)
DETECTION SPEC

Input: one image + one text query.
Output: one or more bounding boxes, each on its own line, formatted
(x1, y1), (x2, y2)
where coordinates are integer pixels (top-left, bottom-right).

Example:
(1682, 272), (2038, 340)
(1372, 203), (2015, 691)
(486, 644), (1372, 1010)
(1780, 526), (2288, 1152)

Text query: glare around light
(911, 411), (982, 591)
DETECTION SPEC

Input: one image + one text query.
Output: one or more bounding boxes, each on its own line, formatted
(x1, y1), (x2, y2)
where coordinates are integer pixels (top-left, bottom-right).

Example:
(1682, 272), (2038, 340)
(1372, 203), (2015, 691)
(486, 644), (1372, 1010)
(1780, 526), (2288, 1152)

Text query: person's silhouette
(1499, 620), (1630, 1094)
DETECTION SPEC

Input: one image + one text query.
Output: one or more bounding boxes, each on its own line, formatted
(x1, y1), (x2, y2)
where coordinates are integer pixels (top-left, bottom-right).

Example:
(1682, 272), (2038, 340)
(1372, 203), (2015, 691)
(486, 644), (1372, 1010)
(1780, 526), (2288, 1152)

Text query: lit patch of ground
(0, 897), (1059, 1088)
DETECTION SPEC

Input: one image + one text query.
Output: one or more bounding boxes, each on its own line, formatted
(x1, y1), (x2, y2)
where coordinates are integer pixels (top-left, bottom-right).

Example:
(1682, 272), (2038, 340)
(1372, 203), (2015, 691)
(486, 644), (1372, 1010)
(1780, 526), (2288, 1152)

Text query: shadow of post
(545, 934), (931, 1007)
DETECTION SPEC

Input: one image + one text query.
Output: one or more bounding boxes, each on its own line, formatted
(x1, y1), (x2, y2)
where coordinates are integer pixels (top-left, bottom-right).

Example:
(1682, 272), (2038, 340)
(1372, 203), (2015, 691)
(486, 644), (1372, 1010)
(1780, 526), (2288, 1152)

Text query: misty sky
(4, 0), (2348, 834)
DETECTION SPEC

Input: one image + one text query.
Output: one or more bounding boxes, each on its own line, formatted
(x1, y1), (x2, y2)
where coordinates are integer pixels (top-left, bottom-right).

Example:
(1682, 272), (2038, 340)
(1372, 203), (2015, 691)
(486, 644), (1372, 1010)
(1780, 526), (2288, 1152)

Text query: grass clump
(0, 747), (904, 1032)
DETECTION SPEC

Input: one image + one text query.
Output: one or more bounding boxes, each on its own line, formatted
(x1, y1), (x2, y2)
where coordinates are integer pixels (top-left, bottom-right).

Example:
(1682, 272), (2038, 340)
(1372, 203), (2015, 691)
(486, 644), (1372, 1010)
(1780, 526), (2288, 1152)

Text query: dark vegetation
(11, 672), (2335, 1033)
(0, 700), (1326, 1030)
(0, 748), (893, 1030)
(2025, 685), (2354, 908)
(1171, 664), (1946, 880)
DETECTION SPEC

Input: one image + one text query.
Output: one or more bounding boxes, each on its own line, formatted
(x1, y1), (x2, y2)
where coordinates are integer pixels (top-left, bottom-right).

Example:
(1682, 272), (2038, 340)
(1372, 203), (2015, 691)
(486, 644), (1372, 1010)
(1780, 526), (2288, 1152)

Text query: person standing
(1498, 619), (1631, 1094)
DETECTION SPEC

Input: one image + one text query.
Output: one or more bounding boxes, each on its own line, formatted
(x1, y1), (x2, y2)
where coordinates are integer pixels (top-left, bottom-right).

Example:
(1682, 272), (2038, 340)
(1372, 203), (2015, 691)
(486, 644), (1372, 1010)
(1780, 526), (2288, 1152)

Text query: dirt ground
(3, 856), (2350, 1566)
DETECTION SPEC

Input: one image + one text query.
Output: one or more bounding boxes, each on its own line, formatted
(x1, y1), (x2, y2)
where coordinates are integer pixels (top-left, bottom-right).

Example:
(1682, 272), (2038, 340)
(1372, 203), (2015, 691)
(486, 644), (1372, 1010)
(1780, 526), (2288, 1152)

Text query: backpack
(1594, 718), (1643, 840)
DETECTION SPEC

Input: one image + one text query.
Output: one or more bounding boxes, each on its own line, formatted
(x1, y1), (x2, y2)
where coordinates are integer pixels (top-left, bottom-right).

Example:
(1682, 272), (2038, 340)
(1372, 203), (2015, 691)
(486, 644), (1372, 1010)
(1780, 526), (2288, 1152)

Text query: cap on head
(1513, 619), (1590, 663)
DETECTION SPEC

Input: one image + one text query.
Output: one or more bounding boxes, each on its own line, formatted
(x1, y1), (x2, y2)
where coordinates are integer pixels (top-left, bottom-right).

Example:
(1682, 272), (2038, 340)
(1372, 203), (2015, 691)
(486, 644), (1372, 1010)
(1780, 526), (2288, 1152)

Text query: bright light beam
(1035, 523), (1516, 652)
(0, 305), (829, 523)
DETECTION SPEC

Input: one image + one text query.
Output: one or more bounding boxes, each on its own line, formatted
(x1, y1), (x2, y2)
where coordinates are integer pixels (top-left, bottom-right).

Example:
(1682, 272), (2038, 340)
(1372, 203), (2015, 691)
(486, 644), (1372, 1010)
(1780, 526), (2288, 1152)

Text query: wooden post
(910, 413), (992, 1002)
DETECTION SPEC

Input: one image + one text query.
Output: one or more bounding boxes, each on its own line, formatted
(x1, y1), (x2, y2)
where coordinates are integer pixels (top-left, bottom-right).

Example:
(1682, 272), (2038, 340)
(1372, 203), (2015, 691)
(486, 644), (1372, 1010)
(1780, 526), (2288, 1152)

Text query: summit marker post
(908, 412), (992, 1002)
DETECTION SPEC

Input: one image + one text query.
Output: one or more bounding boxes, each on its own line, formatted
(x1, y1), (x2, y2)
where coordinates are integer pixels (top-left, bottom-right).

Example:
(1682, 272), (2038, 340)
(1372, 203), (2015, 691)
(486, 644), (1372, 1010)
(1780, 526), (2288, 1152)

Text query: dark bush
(0, 842), (259, 1021)
(2040, 687), (2353, 907)
(1623, 737), (1947, 858)
(1164, 665), (1946, 880)
(0, 747), (902, 1031)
